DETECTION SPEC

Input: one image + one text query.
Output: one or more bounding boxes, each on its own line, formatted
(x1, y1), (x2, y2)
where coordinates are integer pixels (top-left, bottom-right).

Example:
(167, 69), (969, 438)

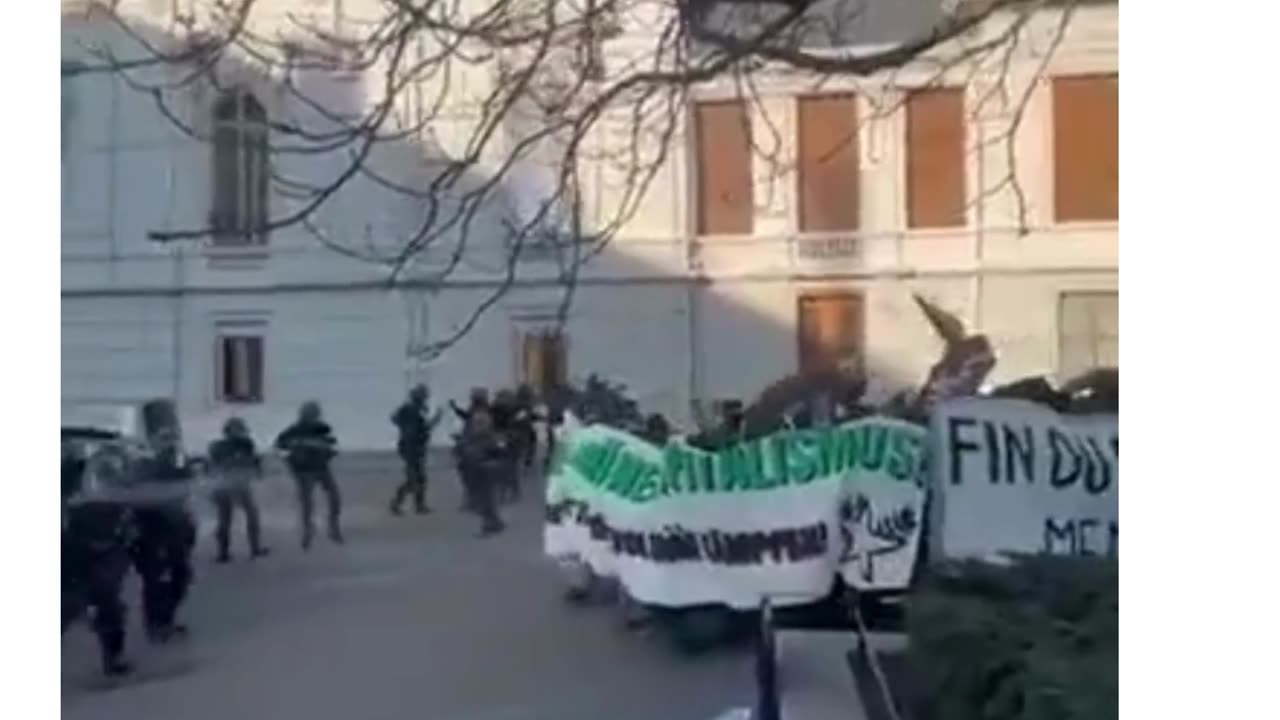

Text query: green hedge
(905, 555), (1117, 720)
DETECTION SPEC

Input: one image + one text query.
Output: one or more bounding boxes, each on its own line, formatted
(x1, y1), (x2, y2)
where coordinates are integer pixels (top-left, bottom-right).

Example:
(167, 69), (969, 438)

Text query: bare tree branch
(64, 0), (1088, 361)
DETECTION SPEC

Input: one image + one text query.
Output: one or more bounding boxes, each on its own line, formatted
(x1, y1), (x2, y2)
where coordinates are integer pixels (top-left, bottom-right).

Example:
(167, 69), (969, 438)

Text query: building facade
(61, 0), (1118, 449)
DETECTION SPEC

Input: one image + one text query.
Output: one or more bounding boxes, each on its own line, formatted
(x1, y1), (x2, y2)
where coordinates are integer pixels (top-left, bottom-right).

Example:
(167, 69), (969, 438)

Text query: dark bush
(903, 555), (1117, 720)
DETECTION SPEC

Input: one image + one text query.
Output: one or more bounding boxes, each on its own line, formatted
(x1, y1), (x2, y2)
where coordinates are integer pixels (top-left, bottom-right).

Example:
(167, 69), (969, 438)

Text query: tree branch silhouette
(65, 0), (1082, 359)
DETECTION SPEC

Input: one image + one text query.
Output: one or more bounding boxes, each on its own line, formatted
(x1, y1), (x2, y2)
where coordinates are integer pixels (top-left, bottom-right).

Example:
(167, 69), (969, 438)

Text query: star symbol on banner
(838, 495), (919, 586)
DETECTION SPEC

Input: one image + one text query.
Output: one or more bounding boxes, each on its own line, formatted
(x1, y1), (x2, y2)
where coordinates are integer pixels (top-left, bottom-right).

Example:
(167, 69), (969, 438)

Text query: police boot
(103, 656), (134, 678)
(98, 629), (133, 677)
(148, 622), (188, 644)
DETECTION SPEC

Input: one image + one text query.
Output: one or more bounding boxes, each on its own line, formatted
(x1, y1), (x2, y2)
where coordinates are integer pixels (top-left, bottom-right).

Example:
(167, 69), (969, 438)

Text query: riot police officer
(62, 433), (134, 677)
(513, 383), (540, 471)
(455, 408), (506, 537)
(129, 427), (198, 644)
(208, 417), (269, 562)
(275, 401), (343, 549)
(490, 389), (521, 503)
(390, 384), (442, 516)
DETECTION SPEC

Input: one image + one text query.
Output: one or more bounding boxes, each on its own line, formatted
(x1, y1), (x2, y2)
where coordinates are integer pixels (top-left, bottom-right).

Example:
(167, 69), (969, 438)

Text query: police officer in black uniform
(451, 388), (491, 510)
(490, 389), (521, 503)
(455, 408), (506, 537)
(390, 384), (442, 516)
(275, 401), (343, 549)
(208, 417), (269, 562)
(62, 432), (135, 677)
(130, 427), (198, 644)
(513, 384), (540, 471)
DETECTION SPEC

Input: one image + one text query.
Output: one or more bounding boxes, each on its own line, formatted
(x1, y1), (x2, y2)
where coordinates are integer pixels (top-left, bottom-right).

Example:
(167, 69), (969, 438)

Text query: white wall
(61, 2), (1119, 448)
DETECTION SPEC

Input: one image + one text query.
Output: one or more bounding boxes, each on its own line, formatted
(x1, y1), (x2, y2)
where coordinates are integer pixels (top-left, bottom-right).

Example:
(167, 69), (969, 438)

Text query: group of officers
(390, 383), (551, 536)
(62, 384), (558, 680)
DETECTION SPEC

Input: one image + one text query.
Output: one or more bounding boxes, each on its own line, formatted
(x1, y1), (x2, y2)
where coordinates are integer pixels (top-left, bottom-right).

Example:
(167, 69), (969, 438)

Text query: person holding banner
(641, 413), (671, 446)
(208, 417), (269, 563)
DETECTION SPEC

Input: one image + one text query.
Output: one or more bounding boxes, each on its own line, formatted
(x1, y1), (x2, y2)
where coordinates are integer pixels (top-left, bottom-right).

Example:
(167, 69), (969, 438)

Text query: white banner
(544, 415), (928, 610)
(929, 398), (1118, 560)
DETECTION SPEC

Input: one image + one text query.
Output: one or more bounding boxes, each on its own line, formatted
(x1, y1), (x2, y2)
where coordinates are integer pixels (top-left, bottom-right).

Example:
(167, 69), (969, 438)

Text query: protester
(130, 427), (198, 644)
(690, 399), (746, 451)
(641, 413), (672, 446)
(390, 384), (443, 516)
(207, 417), (269, 562)
(455, 407), (506, 537)
(275, 402), (343, 549)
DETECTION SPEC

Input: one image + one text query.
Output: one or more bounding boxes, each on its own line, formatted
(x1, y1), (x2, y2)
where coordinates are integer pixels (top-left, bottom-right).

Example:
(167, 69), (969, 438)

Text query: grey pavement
(62, 455), (758, 720)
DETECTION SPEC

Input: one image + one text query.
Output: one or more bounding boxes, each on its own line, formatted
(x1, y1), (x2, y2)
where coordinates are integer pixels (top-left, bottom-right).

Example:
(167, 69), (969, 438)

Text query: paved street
(62, 456), (754, 720)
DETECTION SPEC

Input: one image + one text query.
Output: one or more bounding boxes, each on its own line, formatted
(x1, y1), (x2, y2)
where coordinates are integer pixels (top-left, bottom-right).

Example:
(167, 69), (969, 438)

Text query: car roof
(61, 426), (121, 441)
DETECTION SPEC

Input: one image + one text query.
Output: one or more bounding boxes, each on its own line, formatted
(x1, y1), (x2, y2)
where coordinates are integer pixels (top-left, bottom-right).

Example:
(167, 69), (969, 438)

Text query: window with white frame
(215, 321), (266, 404)
(211, 92), (270, 246)
(1058, 292), (1118, 380)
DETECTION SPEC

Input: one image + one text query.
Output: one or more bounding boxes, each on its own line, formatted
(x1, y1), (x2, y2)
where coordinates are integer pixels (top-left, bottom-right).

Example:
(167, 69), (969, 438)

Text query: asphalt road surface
(61, 456), (754, 720)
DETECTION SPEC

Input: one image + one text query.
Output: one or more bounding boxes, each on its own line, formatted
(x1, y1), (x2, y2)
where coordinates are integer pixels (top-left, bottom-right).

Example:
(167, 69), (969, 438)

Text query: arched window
(211, 92), (269, 245)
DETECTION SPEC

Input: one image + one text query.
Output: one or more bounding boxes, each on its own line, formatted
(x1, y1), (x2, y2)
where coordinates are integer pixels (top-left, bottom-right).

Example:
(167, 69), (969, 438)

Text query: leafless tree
(62, 0), (1087, 360)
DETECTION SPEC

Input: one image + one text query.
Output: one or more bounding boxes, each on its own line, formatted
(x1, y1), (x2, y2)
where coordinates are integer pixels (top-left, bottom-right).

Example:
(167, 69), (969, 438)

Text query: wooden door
(521, 329), (568, 393)
(797, 292), (864, 374)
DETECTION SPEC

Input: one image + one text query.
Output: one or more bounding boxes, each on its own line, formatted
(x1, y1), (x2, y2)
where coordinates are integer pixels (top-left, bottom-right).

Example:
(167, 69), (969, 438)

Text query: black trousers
(391, 453), (428, 512)
(212, 486), (264, 556)
(63, 538), (130, 669)
(460, 462), (503, 532)
(515, 425), (537, 468)
(500, 455), (521, 502)
(544, 425), (560, 472)
(294, 468), (342, 546)
(130, 509), (196, 632)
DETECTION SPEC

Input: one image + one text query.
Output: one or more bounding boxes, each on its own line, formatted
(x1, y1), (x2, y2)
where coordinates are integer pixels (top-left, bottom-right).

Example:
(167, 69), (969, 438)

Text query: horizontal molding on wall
(61, 263), (1118, 299)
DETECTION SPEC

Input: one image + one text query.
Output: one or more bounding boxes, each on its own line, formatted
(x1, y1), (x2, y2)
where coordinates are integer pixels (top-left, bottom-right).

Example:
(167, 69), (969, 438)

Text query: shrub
(904, 555), (1117, 720)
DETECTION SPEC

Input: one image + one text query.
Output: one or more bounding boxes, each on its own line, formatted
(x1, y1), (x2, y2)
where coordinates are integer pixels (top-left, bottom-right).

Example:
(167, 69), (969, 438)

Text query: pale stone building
(61, 0), (1118, 449)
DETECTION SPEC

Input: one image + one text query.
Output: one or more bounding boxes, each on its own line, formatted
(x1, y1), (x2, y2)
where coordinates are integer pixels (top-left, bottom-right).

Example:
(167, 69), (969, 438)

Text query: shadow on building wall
(60, 7), (938, 450)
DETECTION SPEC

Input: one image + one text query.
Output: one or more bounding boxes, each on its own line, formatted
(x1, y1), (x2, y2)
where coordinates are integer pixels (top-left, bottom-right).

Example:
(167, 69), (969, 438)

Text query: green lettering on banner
(631, 465), (662, 502)
(549, 416), (925, 503)
(718, 448), (749, 492)
(788, 433), (820, 484)
(607, 451), (644, 498)
(761, 437), (789, 489)
(815, 429), (850, 477)
(739, 442), (771, 490)
(858, 425), (888, 472)
(661, 446), (688, 496)
(568, 442), (604, 486)
(885, 429), (915, 481)
(694, 452), (717, 493)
